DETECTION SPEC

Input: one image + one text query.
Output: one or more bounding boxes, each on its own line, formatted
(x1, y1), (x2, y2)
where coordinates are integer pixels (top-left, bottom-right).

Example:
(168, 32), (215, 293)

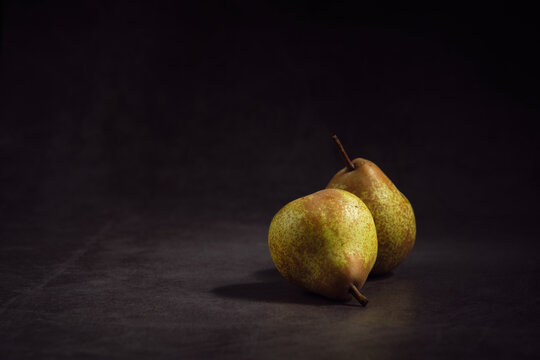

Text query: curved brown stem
(332, 135), (355, 172)
(350, 284), (369, 306)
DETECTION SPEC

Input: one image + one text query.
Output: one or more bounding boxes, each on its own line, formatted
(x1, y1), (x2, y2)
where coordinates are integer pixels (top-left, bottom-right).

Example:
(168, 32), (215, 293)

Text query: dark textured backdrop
(2, 1), (540, 359)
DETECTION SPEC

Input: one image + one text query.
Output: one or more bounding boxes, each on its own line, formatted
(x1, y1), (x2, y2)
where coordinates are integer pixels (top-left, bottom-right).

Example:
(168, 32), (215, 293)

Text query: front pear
(327, 136), (416, 275)
(268, 189), (378, 305)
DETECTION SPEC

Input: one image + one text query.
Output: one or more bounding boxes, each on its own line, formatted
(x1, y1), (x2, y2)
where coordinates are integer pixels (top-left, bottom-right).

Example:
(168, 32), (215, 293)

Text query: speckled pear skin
(268, 189), (378, 301)
(327, 158), (416, 275)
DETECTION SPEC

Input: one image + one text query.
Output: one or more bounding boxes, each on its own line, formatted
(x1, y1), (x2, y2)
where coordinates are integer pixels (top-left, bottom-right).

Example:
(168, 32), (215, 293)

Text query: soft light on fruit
(268, 189), (378, 305)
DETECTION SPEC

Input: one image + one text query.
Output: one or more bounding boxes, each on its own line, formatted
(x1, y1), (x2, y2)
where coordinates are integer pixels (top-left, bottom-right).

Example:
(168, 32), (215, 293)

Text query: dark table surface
(1, 208), (539, 360)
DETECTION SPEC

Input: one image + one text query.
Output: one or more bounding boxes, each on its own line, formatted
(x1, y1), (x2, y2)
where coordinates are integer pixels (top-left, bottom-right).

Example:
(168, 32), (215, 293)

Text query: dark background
(2, 1), (539, 359)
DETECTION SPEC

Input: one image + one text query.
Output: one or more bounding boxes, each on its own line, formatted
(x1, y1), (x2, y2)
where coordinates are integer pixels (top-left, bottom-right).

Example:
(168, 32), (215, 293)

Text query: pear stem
(332, 135), (355, 172)
(350, 284), (369, 306)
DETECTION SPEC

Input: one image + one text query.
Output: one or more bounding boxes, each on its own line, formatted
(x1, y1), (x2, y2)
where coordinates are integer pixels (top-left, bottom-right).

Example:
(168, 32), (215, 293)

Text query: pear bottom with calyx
(268, 189), (378, 305)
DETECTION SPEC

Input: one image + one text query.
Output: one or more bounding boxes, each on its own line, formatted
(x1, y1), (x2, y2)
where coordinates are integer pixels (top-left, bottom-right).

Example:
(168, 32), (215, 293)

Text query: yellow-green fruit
(268, 189), (378, 302)
(327, 158), (416, 275)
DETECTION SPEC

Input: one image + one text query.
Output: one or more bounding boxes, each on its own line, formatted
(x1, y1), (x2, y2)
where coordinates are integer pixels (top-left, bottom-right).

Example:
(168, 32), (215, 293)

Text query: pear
(268, 189), (378, 305)
(327, 135), (416, 275)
